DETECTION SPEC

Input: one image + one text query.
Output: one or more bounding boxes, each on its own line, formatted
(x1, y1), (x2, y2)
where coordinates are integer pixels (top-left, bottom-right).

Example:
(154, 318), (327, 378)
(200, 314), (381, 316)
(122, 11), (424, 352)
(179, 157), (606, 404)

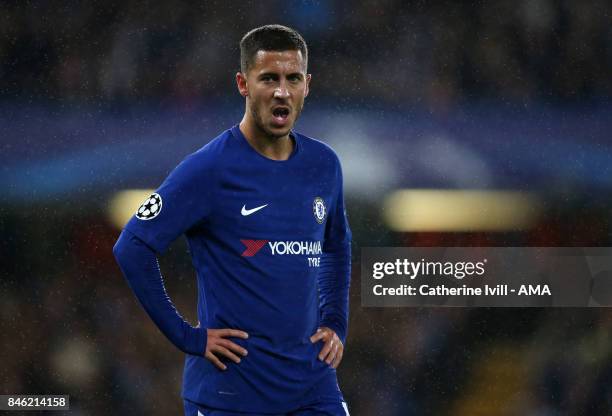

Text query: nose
(274, 81), (290, 99)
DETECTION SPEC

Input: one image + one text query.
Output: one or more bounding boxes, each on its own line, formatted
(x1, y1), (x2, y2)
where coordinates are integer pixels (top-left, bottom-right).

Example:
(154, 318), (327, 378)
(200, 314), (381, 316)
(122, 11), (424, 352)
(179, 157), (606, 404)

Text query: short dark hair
(240, 25), (308, 73)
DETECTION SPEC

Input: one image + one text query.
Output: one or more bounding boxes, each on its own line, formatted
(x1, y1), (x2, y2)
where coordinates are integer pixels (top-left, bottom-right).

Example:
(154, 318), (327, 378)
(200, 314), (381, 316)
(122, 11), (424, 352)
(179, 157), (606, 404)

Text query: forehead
(250, 50), (307, 74)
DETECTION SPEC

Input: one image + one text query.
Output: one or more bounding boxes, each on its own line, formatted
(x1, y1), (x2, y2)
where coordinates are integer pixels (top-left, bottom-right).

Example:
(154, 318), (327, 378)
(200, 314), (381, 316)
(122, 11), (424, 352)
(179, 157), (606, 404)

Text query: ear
(304, 73), (312, 98)
(236, 72), (248, 97)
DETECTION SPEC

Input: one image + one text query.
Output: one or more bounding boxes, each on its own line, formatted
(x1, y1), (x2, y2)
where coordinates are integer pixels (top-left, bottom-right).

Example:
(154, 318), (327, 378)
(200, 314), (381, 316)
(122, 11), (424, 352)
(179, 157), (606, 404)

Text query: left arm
(311, 157), (352, 368)
(317, 244), (351, 343)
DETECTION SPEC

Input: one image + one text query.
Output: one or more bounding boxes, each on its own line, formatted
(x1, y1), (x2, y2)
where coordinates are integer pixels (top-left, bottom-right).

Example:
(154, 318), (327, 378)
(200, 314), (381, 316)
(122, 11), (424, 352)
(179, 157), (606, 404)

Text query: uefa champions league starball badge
(313, 197), (326, 224)
(136, 193), (163, 220)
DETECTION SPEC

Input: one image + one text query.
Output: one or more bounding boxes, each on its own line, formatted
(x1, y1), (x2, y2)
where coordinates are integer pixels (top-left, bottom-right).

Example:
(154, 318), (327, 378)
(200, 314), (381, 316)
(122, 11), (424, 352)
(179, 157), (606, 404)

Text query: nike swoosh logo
(241, 204), (268, 216)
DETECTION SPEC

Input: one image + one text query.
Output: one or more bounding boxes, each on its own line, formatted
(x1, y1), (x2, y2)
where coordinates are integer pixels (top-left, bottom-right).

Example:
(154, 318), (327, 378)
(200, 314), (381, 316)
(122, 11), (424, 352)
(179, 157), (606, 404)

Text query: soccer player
(113, 25), (351, 415)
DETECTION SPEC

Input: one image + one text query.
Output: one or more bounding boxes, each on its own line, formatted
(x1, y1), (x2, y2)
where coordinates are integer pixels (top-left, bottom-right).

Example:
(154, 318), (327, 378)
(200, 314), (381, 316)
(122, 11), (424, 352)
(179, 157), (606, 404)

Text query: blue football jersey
(124, 125), (351, 412)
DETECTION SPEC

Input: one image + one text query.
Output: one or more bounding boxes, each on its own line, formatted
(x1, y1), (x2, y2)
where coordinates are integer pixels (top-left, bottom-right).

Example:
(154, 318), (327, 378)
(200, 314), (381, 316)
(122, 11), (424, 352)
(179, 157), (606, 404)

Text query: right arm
(113, 229), (206, 355)
(113, 230), (248, 368)
(113, 150), (247, 369)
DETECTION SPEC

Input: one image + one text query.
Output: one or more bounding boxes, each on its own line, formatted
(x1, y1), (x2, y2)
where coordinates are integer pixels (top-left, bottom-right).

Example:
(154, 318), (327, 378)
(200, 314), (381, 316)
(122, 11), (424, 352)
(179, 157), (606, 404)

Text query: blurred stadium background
(1, 1), (611, 414)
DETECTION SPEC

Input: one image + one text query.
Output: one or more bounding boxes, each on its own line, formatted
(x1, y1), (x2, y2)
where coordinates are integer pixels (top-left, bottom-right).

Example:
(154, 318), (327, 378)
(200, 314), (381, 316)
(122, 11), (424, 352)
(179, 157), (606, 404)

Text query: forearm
(113, 229), (206, 355)
(318, 243), (351, 343)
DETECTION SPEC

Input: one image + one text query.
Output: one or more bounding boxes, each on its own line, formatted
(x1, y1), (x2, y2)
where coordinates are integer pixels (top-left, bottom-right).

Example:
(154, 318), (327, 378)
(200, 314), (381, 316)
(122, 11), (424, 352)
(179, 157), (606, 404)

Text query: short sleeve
(124, 151), (215, 254)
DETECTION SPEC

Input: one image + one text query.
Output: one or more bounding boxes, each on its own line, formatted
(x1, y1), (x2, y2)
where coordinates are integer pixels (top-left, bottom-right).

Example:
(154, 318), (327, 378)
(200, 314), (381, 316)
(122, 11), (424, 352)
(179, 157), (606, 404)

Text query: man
(113, 25), (351, 416)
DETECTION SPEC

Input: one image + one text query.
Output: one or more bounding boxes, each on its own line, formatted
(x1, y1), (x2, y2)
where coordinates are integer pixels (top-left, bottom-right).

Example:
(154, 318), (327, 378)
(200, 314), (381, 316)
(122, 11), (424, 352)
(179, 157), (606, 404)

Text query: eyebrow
(258, 72), (304, 79)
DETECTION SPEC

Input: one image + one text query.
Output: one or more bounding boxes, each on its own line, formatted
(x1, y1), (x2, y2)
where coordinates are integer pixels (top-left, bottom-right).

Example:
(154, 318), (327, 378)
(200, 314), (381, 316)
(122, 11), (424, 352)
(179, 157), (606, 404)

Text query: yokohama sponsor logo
(240, 239), (322, 257)
(269, 240), (322, 256)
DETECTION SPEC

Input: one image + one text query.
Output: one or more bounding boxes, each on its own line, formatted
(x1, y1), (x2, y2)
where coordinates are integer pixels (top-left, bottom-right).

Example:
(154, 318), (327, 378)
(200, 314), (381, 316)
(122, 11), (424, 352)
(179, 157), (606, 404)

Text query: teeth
(272, 107), (290, 121)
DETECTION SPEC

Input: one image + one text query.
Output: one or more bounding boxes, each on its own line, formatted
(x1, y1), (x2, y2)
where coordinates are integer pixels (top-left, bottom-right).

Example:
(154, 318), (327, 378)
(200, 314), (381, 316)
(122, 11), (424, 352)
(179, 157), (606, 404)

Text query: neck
(239, 114), (294, 161)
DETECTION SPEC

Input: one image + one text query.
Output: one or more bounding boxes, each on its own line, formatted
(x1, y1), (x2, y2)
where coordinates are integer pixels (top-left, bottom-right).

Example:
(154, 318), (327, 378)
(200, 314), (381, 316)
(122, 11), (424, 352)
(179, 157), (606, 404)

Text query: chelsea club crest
(313, 197), (326, 224)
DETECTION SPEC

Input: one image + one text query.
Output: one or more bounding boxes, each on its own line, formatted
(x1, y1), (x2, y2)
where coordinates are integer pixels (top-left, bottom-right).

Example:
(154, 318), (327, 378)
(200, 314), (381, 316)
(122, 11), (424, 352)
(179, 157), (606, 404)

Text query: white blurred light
(383, 189), (542, 232)
(108, 189), (155, 229)
(325, 115), (399, 197)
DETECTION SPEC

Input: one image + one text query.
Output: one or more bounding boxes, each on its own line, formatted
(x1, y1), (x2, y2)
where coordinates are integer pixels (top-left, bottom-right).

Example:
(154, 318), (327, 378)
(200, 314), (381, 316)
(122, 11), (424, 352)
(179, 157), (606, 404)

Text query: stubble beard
(250, 102), (304, 140)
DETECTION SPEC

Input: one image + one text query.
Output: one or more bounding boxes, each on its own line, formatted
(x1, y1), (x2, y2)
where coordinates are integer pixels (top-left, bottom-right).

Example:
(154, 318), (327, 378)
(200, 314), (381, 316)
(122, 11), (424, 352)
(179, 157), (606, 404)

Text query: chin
(267, 124), (293, 138)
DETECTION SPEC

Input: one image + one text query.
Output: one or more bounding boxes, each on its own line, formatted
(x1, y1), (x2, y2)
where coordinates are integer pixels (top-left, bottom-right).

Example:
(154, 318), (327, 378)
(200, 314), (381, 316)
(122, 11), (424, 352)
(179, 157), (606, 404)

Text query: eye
(260, 75), (276, 83)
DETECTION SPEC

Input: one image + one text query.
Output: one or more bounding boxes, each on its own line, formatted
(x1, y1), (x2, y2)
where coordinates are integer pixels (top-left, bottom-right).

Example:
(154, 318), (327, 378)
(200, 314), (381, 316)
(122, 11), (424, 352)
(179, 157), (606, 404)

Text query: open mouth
(272, 107), (290, 124)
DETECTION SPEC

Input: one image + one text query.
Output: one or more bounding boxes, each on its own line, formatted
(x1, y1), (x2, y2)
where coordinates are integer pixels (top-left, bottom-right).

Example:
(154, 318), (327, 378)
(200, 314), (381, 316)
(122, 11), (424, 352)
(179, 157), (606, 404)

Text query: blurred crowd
(1, 210), (611, 415)
(1, 0), (611, 107)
